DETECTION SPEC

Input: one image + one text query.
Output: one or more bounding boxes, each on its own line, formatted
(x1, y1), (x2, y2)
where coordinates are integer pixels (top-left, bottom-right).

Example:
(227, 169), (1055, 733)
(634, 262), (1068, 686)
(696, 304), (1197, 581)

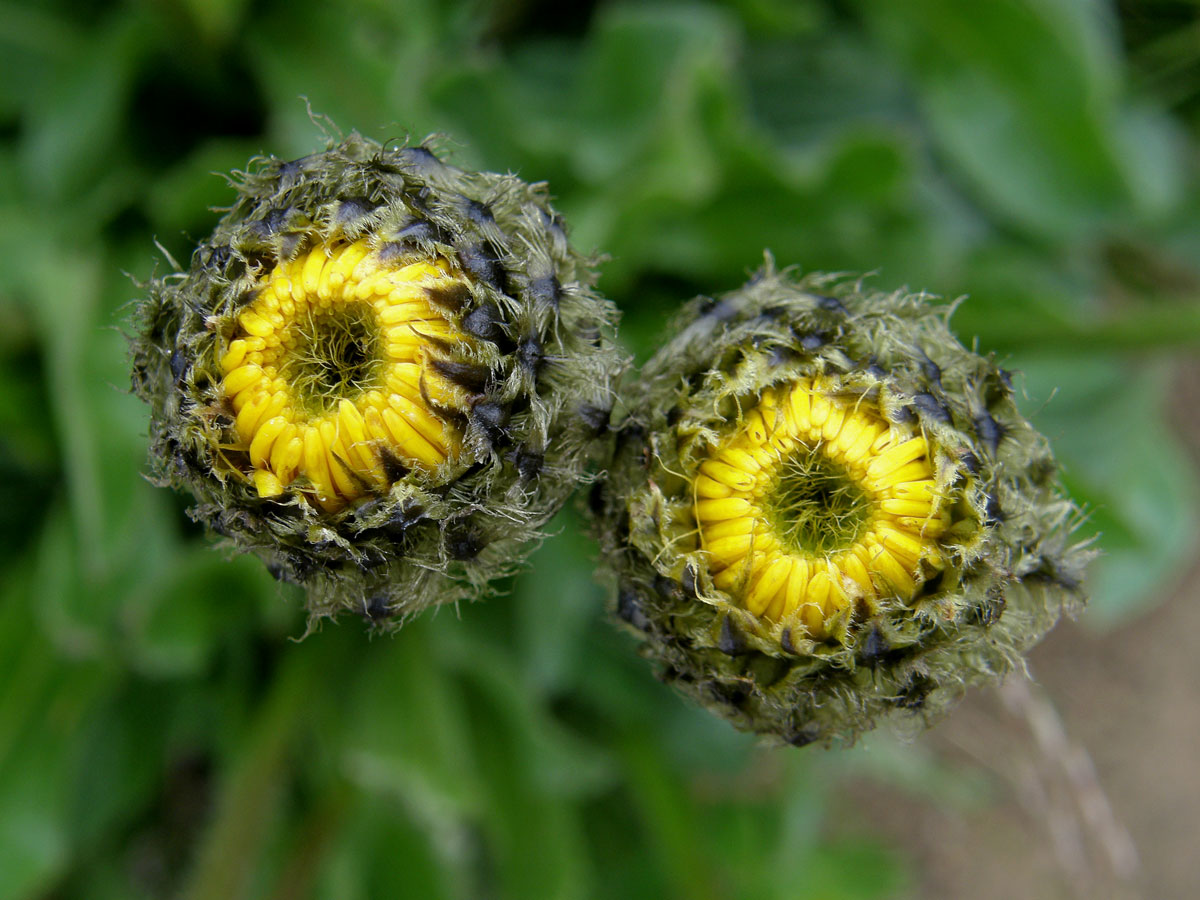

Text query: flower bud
(591, 263), (1091, 745)
(132, 135), (625, 626)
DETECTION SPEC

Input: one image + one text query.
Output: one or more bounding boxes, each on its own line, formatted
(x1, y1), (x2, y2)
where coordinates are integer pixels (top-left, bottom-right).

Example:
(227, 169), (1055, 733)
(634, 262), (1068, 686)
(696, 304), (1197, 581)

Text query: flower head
(218, 244), (465, 509)
(591, 263), (1090, 745)
(694, 377), (947, 639)
(132, 135), (625, 626)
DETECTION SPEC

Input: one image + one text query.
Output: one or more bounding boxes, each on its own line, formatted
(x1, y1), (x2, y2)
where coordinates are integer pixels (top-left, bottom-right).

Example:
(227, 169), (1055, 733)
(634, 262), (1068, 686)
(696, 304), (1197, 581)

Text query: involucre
(131, 134), (625, 627)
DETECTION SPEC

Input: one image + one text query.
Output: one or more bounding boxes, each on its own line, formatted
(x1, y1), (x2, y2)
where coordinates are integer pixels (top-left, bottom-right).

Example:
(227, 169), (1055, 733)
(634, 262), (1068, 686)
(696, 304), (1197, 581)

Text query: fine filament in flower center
(217, 239), (467, 511)
(766, 450), (872, 555)
(693, 379), (949, 639)
(280, 303), (386, 411)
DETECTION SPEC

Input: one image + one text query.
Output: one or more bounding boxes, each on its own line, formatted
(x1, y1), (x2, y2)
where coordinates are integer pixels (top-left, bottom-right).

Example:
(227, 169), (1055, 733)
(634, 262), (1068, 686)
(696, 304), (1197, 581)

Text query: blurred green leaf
(617, 733), (723, 900)
(2, 1), (1199, 897)
(859, 0), (1183, 236)
(572, 5), (732, 188)
(443, 615), (618, 799)
(313, 792), (452, 900)
(1017, 356), (1200, 623)
(511, 509), (607, 694)
(743, 27), (910, 149)
(18, 8), (148, 202)
(791, 840), (910, 900)
(177, 0), (251, 46)
(452, 660), (593, 900)
(180, 638), (333, 900)
(130, 551), (284, 677)
(338, 621), (484, 826)
(0, 566), (118, 900)
(143, 138), (260, 242)
(65, 680), (172, 853)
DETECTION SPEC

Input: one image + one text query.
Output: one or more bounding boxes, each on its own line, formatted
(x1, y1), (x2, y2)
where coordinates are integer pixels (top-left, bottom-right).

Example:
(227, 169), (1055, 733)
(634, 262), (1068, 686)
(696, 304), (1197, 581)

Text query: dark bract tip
(458, 244), (506, 292)
(527, 274), (561, 309)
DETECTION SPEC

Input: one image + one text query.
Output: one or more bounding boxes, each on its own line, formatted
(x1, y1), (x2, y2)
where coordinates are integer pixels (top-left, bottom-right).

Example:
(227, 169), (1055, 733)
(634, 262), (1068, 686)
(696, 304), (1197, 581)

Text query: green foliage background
(1, 0), (1198, 897)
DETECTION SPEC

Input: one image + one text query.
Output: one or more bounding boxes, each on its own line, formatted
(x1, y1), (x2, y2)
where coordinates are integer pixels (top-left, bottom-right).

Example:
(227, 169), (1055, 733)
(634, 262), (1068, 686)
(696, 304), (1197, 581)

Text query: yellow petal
(253, 470), (284, 498)
(317, 245), (352, 301)
(389, 260), (447, 284)
(385, 343), (419, 362)
(388, 395), (449, 453)
(388, 320), (453, 342)
(270, 429), (303, 484)
(249, 415), (290, 469)
(352, 273), (388, 301)
(763, 584), (788, 622)
(873, 524), (927, 567)
(386, 365), (423, 400)
(712, 559), (751, 591)
(302, 246), (330, 297)
(419, 369), (462, 407)
(699, 517), (755, 541)
(782, 559), (810, 620)
(843, 420), (887, 466)
(895, 515), (947, 537)
(362, 405), (390, 442)
(871, 428), (900, 454)
(378, 301), (437, 326)
(889, 480), (939, 502)
(865, 542), (916, 597)
(220, 339), (251, 373)
(869, 459), (933, 491)
(718, 447), (761, 474)
(746, 556), (792, 617)
(749, 444), (778, 470)
(381, 408), (443, 468)
(808, 393), (831, 431)
(879, 498), (935, 518)
(698, 459), (755, 491)
(823, 560), (849, 612)
(320, 420), (360, 500)
(706, 533), (755, 564)
(694, 474), (732, 499)
(866, 437), (929, 480)
(821, 403), (847, 442)
(385, 331), (433, 350)
(328, 240), (373, 291)
(338, 399), (384, 485)
(235, 391), (274, 440)
(270, 276), (295, 308)
(799, 602), (826, 639)
(238, 310), (274, 338)
(695, 497), (755, 522)
(302, 426), (334, 501)
(836, 551), (874, 598)
(222, 364), (264, 398)
(787, 382), (812, 427)
(806, 570), (832, 612)
(744, 410), (773, 445)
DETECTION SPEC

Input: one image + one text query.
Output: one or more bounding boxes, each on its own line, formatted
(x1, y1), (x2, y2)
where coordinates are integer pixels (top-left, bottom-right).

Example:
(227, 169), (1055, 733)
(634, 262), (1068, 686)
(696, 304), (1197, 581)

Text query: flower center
(693, 378), (949, 640)
(217, 240), (468, 511)
(280, 303), (387, 412)
(766, 451), (872, 556)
